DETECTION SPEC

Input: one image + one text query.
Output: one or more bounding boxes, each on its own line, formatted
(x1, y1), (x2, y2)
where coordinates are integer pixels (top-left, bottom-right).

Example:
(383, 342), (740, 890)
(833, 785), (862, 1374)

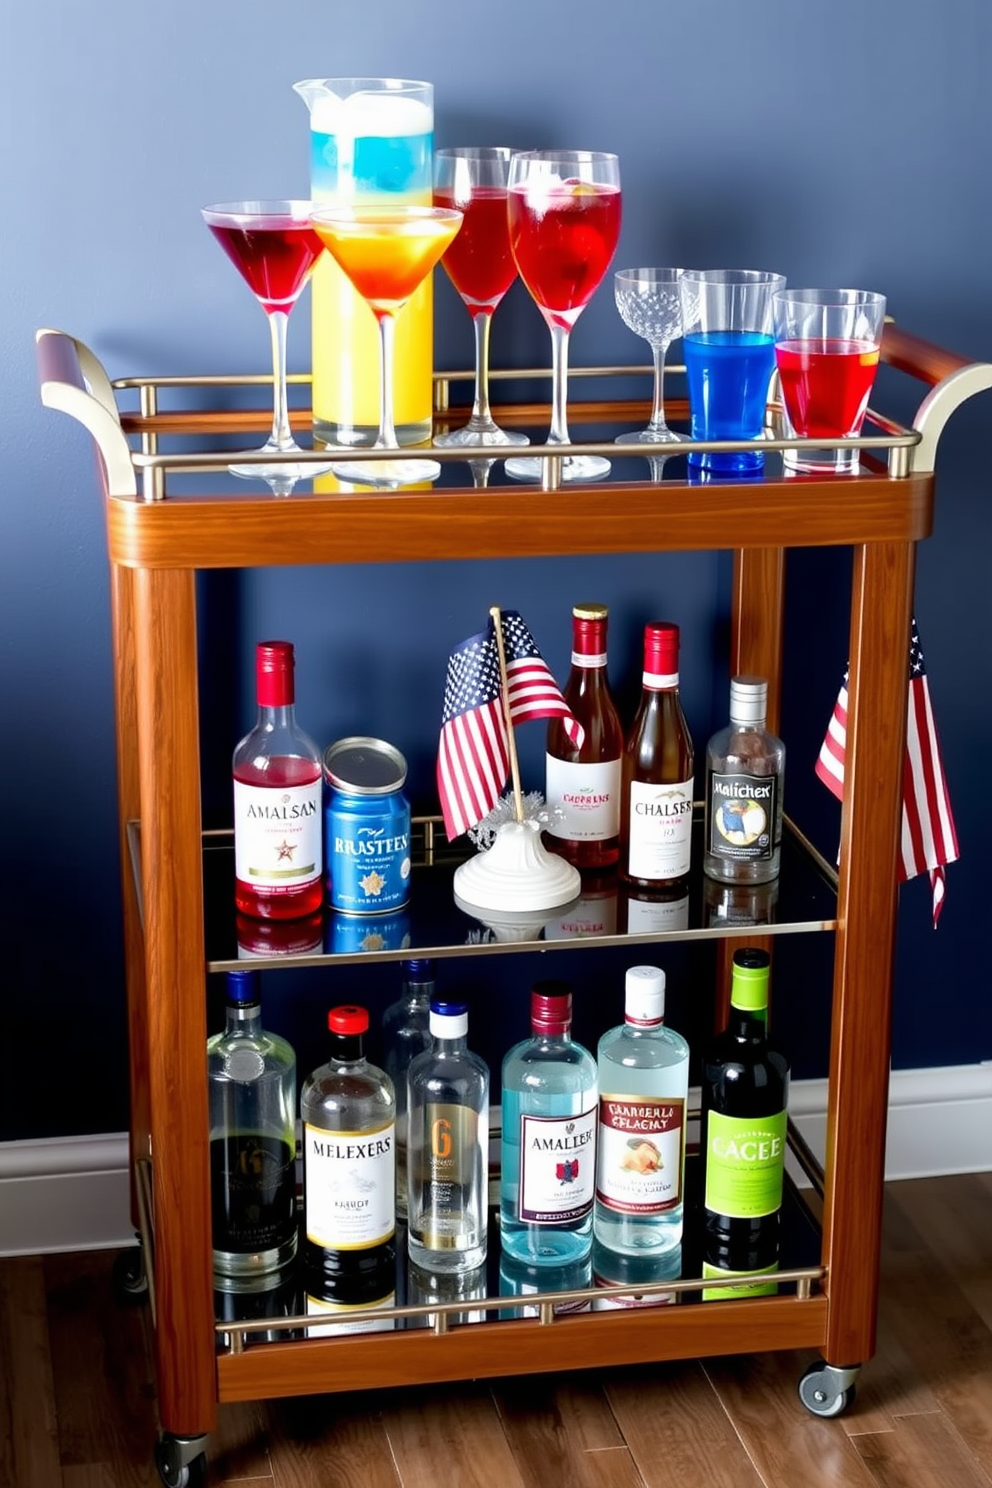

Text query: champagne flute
(201, 200), (332, 480)
(433, 147), (529, 448)
(504, 150), (622, 482)
(613, 268), (685, 444)
(310, 205), (463, 486)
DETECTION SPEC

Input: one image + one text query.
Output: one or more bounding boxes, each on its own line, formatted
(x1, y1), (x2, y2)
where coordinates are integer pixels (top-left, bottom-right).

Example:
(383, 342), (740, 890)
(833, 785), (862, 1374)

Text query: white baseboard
(2, 1064), (990, 1257)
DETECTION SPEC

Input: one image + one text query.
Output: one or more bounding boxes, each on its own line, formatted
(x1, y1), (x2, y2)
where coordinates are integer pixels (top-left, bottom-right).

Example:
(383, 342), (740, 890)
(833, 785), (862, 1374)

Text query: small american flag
(816, 615), (959, 926)
(437, 609), (583, 840)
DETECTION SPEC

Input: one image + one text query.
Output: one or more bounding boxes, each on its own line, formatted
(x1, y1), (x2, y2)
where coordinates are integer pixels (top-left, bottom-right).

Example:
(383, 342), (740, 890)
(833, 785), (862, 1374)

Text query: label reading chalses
(304, 1121), (395, 1250)
(627, 777), (694, 879)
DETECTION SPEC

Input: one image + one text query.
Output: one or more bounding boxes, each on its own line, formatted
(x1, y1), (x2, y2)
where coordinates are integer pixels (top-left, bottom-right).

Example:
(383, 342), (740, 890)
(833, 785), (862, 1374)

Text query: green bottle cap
(730, 947), (770, 1012)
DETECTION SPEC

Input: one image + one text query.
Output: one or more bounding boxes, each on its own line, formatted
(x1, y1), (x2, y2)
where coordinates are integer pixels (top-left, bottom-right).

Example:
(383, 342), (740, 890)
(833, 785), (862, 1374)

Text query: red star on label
(275, 841), (297, 862)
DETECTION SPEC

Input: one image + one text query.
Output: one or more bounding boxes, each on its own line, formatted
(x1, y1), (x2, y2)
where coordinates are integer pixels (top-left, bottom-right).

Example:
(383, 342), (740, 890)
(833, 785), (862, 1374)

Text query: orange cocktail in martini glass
(311, 205), (462, 485)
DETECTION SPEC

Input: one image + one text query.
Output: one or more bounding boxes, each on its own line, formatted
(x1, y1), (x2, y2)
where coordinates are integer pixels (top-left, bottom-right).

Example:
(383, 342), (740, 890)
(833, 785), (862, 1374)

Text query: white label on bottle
(518, 1106), (597, 1223)
(625, 893), (690, 933)
(626, 777), (694, 879)
(234, 779), (322, 887)
(304, 1120), (395, 1250)
(545, 756), (621, 841)
(596, 1096), (686, 1214)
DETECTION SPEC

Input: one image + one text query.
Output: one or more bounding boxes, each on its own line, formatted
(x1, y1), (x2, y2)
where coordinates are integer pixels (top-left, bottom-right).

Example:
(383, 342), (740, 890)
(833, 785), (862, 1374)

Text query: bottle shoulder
(598, 1023), (690, 1067)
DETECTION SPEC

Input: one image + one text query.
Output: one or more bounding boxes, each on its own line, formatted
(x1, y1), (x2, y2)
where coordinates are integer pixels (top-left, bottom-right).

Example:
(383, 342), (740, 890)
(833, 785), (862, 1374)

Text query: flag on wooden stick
(437, 609), (582, 841)
(816, 614), (959, 926)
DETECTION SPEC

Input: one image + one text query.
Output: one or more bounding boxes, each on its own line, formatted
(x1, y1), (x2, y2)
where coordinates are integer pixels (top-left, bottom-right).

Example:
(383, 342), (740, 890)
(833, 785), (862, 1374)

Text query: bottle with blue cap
(407, 995), (490, 1272)
(207, 970), (298, 1278)
(381, 959), (435, 1221)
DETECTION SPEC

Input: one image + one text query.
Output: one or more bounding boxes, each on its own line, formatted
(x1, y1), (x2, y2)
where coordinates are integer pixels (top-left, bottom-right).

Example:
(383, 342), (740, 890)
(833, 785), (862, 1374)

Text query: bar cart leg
(154, 1434), (209, 1487)
(134, 566), (217, 1442)
(821, 539), (915, 1371)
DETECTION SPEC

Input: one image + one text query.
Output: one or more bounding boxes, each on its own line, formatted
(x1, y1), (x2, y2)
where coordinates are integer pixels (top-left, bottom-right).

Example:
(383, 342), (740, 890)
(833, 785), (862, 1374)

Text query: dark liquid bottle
(300, 1005), (396, 1305)
(545, 603), (624, 870)
(700, 948), (790, 1253)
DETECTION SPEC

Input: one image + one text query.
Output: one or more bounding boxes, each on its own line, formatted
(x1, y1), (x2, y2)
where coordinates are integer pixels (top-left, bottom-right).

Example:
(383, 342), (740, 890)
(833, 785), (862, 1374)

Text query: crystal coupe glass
(614, 268), (685, 445)
(201, 200), (333, 481)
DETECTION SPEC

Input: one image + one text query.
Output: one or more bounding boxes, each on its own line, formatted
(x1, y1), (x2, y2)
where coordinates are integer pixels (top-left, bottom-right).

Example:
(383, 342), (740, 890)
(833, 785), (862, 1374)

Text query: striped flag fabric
(816, 614), (959, 926)
(437, 609), (583, 841)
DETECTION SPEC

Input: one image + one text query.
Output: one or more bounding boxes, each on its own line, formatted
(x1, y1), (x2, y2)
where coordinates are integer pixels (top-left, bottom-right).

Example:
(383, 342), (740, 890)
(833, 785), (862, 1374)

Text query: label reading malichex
(234, 780), (321, 888)
(304, 1121), (395, 1249)
(707, 772), (777, 863)
(703, 1109), (787, 1218)
(627, 778), (694, 879)
(596, 1097), (685, 1214)
(545, 756), (621, 841)
(519, 1107), (597, 1223)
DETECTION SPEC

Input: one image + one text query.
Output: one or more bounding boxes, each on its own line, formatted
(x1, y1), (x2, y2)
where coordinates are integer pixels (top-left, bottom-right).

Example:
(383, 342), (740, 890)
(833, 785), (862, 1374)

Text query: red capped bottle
(545, 603), (624, 869)
(621, 621), (695, 888)
(233, 640), (323, 920)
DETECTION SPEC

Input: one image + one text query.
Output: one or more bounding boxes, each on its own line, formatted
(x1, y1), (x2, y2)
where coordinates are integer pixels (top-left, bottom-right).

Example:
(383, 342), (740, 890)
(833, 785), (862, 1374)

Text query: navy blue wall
(3, 1), (990, 1140)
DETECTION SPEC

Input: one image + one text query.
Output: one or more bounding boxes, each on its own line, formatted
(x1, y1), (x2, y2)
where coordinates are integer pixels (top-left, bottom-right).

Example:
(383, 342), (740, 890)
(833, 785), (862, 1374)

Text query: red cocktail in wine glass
(202, 200), (332, 481)
(505, 151), (622, 482)
(433, 147), (529, 449)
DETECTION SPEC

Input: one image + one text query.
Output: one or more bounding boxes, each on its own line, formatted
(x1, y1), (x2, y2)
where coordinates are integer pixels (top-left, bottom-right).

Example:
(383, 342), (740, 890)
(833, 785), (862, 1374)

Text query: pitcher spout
(292, 78), (339, 115)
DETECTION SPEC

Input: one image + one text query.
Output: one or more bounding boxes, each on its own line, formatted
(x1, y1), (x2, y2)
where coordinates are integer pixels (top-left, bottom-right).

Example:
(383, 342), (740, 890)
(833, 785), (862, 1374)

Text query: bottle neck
(532, 1024), (572, 1043)
(226, 1001), (262, 1035)
(329, 1032), (366, 1065)
(256, 702), (297, 729)
(570, 616), (608, 672)
(433, 1033), (468, 1054)
(642, 665), (679, 693)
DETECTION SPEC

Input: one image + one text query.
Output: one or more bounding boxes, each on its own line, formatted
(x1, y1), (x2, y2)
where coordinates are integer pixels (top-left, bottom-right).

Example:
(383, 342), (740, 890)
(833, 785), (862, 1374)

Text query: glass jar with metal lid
(323, 737), (412, 914)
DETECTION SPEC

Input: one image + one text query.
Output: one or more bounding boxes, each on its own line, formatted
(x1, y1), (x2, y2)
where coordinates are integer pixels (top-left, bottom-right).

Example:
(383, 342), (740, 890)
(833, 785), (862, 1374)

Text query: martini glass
(310, 205), (463, 486)
(613, 268), (685, 445)
(504, 150), (622, 482)
(201, 200), (332, 480)
(433, 147), (529, 449)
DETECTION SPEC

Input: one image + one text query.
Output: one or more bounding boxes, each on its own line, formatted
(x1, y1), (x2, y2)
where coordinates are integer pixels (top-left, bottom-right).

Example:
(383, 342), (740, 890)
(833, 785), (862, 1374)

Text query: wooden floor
(2, 1174), (991, 1488)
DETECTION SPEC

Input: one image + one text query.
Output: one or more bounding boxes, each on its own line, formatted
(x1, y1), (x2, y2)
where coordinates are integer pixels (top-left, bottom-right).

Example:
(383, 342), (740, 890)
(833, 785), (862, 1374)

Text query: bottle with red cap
(300, 1004), (396, 1303)
(233, 640), (323, 920)
(620, 620), (695, 889)
(500, 981), (598, 1266)
(545, 603), (624, 869)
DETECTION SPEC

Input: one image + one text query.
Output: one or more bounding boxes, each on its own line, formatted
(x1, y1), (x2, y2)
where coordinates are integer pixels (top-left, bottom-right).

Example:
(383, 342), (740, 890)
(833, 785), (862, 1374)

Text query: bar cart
(37, 324), (992, 1487)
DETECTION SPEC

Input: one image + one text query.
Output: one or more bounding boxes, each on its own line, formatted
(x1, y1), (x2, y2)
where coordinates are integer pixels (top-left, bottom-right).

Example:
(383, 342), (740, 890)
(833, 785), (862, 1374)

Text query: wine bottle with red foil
(233, 640), (323, 920)
(545, 603), (624, 869)
(621, 621), (695, 888)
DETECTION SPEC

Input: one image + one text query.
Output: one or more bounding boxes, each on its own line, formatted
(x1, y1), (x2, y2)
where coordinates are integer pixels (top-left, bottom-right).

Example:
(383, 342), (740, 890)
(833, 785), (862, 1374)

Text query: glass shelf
(160, 813), (839, 972)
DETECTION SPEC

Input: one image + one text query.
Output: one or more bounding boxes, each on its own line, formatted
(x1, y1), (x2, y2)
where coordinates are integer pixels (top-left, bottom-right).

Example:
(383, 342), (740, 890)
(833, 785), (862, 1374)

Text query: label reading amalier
(519, 1107), (597, 1224)
(707, 771), (777, 864)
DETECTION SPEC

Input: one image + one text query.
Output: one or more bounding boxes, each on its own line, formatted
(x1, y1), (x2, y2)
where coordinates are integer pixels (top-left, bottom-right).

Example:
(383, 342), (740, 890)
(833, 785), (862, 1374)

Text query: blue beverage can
(323, 737), (412, 914)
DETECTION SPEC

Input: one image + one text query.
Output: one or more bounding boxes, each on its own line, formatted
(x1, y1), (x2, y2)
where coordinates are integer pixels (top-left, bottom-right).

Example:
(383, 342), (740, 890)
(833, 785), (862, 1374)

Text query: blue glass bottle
(500, 983), (598, 1266)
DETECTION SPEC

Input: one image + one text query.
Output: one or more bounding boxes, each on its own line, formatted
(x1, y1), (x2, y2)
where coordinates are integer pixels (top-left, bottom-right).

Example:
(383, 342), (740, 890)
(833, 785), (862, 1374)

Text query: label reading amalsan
(707, 772), (777, 863)
(234, 779), (322, 887)
(627, 777), (694, 879)
(545, 756), (621, 841)
(703, 1109), (787, 1218)
(596, 1096), (685, 1215)
(304, 1121), (395, 1249)
(519, 1107), (597, 1224)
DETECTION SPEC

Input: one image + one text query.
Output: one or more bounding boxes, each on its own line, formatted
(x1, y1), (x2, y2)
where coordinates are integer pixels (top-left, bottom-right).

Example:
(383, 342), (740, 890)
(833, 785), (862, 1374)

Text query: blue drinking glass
(679, 269), (786, 474)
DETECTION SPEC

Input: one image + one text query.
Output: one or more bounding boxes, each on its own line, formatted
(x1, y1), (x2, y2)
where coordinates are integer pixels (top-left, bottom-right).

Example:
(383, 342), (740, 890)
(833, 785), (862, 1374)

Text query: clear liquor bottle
(407, 997), (490, 1273)
(500, 982), (598, 1266)
(700, 948), (790, 1256)
(207, 969), (298, 1279)
(703, 675), (785, 884)
(545, 603), (624, 869)
(300, 1004), (396, 1305)
(621, 621), (695, 889)
(233, 639), (323, 920)
(594, 965), (689, 1256)
(381, 958), (434, 1221)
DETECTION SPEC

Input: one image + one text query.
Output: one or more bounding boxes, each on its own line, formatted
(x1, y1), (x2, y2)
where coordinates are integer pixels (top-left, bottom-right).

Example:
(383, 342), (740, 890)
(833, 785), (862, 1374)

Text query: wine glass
(310, 205), (463, 486)
(433, 147), (529, 449)
(201, 200), (332, 481)
(613, 268), (685, 445)
(504, 150), (622, 483)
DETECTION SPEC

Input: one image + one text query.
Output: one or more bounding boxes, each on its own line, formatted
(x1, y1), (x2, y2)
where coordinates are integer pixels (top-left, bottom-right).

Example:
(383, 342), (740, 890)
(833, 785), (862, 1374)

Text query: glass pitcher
(293, 77), (434, 448)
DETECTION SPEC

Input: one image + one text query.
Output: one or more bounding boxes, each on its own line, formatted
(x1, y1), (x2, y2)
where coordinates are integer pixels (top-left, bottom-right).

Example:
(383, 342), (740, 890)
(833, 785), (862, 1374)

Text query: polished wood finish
(41, 323), (973, 1446)
(4, 1176), (992, 1487)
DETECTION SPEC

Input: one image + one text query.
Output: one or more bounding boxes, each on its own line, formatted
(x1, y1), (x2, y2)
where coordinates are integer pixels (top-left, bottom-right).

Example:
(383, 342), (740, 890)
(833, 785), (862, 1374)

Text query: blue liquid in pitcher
(684, 331), (775, 474)
(311, 131), (434, 198)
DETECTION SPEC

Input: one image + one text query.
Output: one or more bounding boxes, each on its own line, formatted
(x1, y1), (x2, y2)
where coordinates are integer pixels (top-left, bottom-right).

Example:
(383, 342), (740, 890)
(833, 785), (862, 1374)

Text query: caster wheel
(112, 1245), (148, 1304)
(154, 1435), (208, 1486)
(798, 1360), (860, 1418)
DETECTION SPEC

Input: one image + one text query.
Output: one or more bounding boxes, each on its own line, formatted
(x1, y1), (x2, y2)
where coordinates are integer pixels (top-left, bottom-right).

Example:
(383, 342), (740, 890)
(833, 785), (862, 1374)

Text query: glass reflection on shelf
(622, 887), (690, 934)
(499, 1248), (593, 1318)
(236, 910), (324, 958)
(591, 1238), (682, 1310)
(325, 909), (412, 956)
(304, 1285), (398, 1337)
(214, 1261), (302, 1346)
(407, 1260), (488, 1329)
(544, 875), (619, 940)
(702, 875), (779, 929)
